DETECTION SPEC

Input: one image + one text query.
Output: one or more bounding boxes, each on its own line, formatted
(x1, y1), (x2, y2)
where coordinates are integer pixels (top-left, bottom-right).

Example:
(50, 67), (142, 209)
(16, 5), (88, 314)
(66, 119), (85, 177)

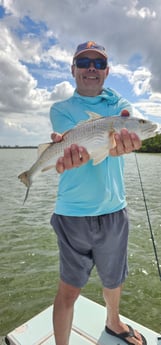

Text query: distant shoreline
(0, 146), (37, 149)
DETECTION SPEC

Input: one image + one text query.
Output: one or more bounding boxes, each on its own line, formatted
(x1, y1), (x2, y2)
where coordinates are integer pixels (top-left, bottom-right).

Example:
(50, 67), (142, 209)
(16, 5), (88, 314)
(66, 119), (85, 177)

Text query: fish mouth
(141, 123), (159, 139)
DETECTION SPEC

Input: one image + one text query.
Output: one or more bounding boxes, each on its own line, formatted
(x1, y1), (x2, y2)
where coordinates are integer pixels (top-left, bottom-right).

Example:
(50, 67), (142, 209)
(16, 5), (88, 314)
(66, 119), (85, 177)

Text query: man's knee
(55, 280), (81, 307)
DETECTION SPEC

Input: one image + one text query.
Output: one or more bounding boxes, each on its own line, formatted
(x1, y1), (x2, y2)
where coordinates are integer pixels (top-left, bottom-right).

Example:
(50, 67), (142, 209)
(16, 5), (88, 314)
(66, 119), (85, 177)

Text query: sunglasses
(74, 57), (107, 70)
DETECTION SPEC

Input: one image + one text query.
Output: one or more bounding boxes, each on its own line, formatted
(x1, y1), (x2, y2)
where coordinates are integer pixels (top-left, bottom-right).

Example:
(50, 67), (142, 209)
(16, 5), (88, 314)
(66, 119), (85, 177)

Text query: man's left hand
(110, 128), (142, 156)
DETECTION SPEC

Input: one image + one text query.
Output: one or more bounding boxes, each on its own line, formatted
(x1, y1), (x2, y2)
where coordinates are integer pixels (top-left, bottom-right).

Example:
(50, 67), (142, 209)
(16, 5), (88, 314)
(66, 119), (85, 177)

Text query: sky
(0, 0), (161, 146)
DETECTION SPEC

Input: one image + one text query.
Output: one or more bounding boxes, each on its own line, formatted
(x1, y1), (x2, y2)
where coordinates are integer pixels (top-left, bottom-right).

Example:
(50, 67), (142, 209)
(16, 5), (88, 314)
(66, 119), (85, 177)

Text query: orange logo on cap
(86, 41), (96, 48)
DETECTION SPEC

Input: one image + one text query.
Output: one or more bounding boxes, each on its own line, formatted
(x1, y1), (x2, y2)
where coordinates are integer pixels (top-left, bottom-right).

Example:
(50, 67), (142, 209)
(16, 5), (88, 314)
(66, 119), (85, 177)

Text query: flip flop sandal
(105, 324), (147, 345)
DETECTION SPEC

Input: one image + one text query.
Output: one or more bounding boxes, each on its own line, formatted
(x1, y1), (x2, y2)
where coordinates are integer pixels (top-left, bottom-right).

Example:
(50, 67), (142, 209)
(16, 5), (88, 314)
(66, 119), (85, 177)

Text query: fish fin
(18, 171), (30, 187)
(109, 131), (116, 149)
(86, 111), (102, 121)
(41, 165), (55, 172)
(66, 111), (102, 131)
(90, 132), (116, 165)
(62, 111), (102, 135)
(23, 187), (30, 204)
(37, 142), (53, 157)
(18, 171), (31, 203)
(91, 149), (109, 165)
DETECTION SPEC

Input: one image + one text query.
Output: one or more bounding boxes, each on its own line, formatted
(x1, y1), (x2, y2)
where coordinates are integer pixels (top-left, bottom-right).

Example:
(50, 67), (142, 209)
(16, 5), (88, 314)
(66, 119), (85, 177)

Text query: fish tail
(23, 186), (30, 205)
(18, 171), (31, 203)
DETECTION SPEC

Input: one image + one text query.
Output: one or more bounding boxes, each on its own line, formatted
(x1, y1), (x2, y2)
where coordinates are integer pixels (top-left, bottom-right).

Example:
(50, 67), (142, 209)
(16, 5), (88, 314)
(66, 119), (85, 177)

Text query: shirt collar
(74, 88), (121, 105)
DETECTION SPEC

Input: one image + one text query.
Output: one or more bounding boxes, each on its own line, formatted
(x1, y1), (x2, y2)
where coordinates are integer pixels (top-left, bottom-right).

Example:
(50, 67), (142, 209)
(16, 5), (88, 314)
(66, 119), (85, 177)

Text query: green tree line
(137, 134), (161, 153)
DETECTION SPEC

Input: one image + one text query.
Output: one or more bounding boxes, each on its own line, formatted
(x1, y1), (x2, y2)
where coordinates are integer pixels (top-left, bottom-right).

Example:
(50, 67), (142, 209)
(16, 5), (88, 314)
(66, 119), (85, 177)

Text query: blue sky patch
(0, 5), (6, 18)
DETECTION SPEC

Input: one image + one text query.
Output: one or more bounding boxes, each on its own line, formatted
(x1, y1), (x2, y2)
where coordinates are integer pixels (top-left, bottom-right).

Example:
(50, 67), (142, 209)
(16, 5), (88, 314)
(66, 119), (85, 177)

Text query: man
(50, 41), (146, 345)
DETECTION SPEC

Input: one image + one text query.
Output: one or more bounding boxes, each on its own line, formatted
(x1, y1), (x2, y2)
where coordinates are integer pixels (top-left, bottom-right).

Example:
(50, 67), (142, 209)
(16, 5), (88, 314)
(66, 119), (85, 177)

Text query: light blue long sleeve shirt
(50, 88), (133, 216)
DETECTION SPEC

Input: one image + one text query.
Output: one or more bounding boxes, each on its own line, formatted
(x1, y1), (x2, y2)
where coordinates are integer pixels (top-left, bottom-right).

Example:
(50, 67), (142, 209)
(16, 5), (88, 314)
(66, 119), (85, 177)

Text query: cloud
(47, 45), (72, 65)
(129, 67), (152, 96)
(134, 92), (161, 118)
(0, 114), (52, 146)
(111, 64), (151, 96)
(3, 0), (161, 92)
(0, 51), (52, 114)
(0, 16), (75, 145)
(126, 5), (156, 19)
(0, 0), (161, 146)
(50, 81), (74, 102)
(0, 80), (74, 146)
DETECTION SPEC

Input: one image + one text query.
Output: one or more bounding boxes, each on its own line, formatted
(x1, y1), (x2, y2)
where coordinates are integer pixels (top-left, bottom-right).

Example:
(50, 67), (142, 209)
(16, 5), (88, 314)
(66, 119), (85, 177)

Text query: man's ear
(71, 65), (75, 77)
(105, 66), (110, 78)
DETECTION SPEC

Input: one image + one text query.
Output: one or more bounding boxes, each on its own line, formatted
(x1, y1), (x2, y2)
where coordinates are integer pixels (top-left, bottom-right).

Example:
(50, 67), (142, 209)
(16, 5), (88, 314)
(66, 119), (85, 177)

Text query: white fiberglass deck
(5, 295), (161, 345)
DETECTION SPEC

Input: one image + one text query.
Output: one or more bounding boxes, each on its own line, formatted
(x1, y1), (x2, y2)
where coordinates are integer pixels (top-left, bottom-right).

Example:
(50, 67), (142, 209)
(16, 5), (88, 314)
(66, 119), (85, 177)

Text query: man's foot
(105, 323), (147, 345)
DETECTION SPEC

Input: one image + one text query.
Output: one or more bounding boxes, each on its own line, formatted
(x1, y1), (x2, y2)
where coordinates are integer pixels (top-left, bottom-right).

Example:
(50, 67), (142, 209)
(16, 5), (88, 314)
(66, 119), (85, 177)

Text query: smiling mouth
(83, 76), (99, 80)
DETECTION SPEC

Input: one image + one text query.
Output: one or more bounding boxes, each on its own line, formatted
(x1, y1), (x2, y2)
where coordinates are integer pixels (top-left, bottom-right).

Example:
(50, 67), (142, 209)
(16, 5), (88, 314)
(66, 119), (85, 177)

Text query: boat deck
(5, 295), (161, 345)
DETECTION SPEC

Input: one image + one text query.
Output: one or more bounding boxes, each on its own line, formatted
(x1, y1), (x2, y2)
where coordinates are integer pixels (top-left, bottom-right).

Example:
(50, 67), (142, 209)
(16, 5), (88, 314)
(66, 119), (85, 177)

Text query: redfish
(18, 111), (159, 203)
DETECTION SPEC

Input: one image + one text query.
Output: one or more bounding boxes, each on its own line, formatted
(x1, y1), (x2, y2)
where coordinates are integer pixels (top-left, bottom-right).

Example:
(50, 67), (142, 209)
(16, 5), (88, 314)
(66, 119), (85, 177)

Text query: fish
(18, 111), (160, 203)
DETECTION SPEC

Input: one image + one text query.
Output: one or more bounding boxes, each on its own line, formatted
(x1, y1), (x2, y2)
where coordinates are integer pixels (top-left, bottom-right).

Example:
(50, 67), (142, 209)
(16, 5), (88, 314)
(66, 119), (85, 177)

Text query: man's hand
(109, 128), (142, 156)
(109, 109), (142, 156)
(51, 109), (142, 172)
(51, 132), (90, 173)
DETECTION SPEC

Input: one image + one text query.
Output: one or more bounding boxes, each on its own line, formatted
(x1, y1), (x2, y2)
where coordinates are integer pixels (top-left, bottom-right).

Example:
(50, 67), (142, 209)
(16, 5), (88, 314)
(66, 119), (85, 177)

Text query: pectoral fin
(41, 165), (55, 172)
(90, 132), (116, 165)
(91, 149), (109, 165)
(109, 131), (116, 150)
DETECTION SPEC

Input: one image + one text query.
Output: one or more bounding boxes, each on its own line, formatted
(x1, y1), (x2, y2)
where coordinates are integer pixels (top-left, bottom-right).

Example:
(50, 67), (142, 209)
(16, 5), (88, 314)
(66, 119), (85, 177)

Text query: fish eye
(139, 119), (146, 124)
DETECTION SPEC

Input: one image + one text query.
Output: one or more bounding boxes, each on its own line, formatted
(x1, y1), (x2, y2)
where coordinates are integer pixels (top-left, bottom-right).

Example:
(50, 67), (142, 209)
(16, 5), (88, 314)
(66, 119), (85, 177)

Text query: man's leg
(103, 285), (143, 345)
(53, 280), (81, 345)
(103, 285), (122, 330)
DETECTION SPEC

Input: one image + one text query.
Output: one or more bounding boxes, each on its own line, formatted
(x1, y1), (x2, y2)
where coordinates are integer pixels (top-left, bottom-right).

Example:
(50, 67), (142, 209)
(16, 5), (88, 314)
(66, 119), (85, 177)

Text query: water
(0, 149), (161, 338)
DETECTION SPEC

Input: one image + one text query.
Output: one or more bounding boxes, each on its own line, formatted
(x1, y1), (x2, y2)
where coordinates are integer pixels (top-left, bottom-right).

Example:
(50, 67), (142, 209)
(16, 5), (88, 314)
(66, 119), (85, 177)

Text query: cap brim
(74, 48), (107, 59)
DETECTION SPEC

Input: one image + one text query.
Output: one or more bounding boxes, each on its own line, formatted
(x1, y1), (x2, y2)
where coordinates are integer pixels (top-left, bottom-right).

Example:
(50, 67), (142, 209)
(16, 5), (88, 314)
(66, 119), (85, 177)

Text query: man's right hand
(51, 132), (90, 173)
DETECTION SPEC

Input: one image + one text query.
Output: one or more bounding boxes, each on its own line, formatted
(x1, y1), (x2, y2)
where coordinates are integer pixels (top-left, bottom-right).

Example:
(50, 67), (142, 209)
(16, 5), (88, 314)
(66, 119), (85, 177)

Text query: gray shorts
(50, 208), (129, 289)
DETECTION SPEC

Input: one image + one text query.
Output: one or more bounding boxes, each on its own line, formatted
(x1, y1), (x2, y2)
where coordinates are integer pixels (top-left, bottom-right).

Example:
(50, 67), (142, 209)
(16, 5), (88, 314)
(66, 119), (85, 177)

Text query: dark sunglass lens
(76, 58), (89, 68)
(95, 59), (107, 69)
(75, 58), (107, 69)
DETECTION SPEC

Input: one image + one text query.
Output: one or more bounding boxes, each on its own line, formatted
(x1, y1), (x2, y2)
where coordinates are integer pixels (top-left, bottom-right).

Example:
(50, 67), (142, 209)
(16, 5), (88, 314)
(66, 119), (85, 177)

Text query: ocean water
(0, 149), (161, 338)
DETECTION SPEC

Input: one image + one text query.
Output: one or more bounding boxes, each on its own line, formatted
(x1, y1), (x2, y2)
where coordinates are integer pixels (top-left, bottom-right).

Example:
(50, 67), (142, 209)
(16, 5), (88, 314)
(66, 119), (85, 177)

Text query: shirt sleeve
(50, 102), (75, 134)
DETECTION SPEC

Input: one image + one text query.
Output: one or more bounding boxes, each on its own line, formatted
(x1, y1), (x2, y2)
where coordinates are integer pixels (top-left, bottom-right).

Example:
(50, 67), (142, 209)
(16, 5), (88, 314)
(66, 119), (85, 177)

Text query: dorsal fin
(86, 111), (102, 121)
(61, 111), (102, 136)
(37, 143), (53, 157)
(71, 111), (102, 130)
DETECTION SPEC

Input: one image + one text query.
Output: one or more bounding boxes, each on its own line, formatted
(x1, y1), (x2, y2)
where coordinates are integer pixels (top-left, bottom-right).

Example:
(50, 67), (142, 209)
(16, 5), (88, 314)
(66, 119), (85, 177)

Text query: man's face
(71, 51), (109, 97)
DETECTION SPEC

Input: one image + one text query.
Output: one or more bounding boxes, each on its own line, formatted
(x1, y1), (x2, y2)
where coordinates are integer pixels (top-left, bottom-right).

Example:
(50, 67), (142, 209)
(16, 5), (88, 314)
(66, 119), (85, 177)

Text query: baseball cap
(73, 41), (108, 59)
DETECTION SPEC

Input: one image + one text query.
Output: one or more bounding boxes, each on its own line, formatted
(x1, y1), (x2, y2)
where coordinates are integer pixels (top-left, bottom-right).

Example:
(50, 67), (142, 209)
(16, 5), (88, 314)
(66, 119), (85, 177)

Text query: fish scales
(18, 112), (160, 203)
